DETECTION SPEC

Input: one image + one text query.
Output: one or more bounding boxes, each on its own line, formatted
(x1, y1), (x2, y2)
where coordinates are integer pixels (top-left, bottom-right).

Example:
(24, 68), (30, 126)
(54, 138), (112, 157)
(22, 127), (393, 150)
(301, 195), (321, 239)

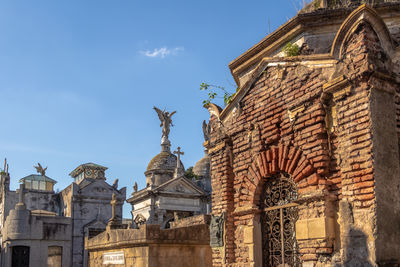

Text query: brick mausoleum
(206, 1), (400, 266)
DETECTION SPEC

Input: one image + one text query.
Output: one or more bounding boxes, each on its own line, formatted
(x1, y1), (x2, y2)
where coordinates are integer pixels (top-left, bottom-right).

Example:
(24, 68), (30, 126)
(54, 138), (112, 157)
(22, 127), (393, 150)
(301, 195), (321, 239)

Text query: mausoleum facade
(206, 1), (400, 266)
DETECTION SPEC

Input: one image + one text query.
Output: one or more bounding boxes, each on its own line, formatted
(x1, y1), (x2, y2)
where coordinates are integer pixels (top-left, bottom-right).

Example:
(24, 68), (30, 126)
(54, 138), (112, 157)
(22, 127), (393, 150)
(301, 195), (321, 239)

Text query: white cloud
(141, 46), (184, 58)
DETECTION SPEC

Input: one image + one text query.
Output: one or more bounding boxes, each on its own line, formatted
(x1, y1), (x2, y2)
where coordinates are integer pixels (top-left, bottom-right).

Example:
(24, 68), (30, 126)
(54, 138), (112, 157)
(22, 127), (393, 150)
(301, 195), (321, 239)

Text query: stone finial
(110, 193), (117, 220)
(112, 178), (118, 189)
(133, 182), (138, 193)
(16, 183), (26, 210)
(1, 158), (9, 175)
(173, 147), (185, 178)
(202, 120), (211, 142)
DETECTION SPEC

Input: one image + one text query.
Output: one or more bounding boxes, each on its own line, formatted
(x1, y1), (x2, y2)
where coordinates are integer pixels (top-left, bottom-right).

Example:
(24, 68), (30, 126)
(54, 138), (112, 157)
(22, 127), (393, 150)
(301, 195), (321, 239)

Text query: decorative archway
(330, 4), (395, 60)
(236, 144), (321, 208)
(235, 144), (324, 266)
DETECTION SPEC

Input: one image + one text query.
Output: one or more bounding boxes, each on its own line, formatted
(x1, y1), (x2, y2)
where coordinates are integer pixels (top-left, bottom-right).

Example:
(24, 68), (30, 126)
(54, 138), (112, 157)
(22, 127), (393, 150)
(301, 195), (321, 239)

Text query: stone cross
(18, 183), (25, 204)
(110, 193), (117, 220)
(173, 147), (184, 169)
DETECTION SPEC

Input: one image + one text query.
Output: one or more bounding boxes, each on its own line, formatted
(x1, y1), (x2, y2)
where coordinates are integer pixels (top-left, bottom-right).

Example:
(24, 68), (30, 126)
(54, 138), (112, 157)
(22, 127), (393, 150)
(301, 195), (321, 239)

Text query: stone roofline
(19, 174), (57, 184)
(229, 2), (399, 77)
(86, 224), (210, 251)
(209, 4), (400, 123)
(69, 162), (108, 178)
(127, 175), (207, 204)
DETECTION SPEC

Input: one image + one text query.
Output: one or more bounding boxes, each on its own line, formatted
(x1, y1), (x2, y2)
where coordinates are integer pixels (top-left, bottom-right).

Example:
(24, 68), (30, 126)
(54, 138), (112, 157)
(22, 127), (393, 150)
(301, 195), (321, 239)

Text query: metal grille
(261, 173), (301, 267)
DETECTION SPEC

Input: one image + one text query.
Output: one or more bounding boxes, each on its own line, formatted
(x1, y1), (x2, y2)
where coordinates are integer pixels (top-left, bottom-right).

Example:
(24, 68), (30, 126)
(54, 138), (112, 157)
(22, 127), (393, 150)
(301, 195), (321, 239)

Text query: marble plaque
(103, 251), (125, 265)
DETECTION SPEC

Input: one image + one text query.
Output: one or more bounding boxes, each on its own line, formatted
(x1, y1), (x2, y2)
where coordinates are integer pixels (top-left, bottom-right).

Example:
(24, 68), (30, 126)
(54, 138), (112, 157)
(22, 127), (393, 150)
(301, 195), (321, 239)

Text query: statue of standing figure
(153, 106), (176, 143)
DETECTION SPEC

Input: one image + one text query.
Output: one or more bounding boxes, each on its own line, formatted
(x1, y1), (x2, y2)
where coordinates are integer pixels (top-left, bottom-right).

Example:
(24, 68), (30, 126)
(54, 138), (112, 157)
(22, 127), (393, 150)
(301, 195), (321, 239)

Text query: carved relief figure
(202, 120), (211, 142)
(210, 213), (225, 247)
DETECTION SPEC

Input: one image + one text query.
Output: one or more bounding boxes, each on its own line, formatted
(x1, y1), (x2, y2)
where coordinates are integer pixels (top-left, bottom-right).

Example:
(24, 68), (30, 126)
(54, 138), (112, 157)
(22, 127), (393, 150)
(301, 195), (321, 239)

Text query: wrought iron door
(261, 173), (300, 266)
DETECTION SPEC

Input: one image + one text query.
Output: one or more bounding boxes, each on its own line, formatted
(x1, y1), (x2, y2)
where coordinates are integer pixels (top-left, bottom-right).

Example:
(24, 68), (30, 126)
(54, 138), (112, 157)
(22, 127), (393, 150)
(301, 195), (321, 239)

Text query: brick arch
(331, 4), (395, 60)
(238, 144), (321, 206)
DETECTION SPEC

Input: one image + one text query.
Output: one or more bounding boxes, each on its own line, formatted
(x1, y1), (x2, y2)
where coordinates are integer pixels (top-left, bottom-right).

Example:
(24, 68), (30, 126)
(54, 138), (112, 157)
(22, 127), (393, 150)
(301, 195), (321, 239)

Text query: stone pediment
(80, 180), (113, 193)
(78, 179), (125, 198)
(155, 176), (206, 196)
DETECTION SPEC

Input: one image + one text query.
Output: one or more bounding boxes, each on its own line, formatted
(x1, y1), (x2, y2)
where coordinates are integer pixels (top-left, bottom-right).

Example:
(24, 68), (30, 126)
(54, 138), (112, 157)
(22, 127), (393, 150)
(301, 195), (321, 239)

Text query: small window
(47, 246), (62, 267)
(32, 180), (39, 190)
(39, 181), (46, 190)
(25, 181), (31, 189)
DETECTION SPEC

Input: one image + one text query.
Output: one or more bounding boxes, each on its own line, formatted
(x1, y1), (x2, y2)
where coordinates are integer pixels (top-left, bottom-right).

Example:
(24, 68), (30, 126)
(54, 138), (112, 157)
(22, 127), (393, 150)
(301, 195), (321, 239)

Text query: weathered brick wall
(208, 63), (332, 266)
(207, 13), (400, 267)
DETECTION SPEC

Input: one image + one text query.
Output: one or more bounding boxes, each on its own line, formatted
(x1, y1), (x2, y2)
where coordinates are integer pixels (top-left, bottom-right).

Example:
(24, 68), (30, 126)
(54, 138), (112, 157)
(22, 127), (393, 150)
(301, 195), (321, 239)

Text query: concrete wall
(89, 247), (150, 267)
(61, 181), (125, 267)
(87, 224), (212, 267)
(370, 86), (400, 263)
(24, 190), (60, 214)
(2, 213), (72, 267)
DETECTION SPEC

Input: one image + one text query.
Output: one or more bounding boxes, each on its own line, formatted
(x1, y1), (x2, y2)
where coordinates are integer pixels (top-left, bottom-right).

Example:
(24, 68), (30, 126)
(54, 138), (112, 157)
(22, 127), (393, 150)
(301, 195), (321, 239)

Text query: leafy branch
(200, 83), (238, 107)
(282, 42), (300, 57)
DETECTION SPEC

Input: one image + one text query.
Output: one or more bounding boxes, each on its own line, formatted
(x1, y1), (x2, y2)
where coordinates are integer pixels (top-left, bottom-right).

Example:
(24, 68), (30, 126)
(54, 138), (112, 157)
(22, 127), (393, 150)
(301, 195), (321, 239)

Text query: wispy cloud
(140, 46), (184, 58)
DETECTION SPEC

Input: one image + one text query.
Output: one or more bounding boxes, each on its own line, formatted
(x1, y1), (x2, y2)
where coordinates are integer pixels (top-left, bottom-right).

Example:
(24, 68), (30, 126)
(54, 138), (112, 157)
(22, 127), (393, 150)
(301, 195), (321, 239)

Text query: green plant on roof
(200, 83), (239, 107)
(282, 42), (300, 57)
(313, 0), (322, 9)
(185, 166), (199, 180)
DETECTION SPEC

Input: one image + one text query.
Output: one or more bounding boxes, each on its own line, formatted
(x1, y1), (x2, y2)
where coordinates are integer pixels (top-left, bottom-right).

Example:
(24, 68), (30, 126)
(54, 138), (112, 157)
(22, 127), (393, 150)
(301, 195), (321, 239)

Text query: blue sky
(0, 0), (307, 217)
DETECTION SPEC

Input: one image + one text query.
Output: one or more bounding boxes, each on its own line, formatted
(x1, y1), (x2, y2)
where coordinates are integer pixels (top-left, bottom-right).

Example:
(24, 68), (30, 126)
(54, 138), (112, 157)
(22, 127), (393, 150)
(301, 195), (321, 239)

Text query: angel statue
(153, 106), (176, 142)
(202, 120), (211, 142)
(34, 163), (47, 176)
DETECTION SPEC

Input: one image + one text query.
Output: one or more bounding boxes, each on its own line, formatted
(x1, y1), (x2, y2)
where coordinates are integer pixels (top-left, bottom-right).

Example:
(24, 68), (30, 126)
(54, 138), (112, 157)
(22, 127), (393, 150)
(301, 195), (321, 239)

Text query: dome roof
(146, 151), (183, 172)
(193, 154), (210, 178)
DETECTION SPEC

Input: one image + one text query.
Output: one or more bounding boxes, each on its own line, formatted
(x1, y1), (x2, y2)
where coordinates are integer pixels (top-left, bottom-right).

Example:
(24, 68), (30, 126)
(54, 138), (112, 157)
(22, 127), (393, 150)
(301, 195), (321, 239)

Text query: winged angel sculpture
(153, 106), (176, 142)
(34, 163), (47, 176)
(202, 120), (211, 142)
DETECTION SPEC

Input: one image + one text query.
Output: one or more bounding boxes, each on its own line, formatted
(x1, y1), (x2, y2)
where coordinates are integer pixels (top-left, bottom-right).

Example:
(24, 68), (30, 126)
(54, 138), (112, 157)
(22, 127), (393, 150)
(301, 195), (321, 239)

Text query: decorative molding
(232, 206), (261, 217)
(208, 140), (228, 155)
(321, 75), (352, 102)
(330, 4), (395, 60)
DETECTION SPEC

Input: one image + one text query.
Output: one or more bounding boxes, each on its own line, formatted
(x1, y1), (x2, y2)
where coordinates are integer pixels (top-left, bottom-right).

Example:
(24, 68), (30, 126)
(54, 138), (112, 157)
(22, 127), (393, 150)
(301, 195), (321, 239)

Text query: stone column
(16, 183), (26, 210)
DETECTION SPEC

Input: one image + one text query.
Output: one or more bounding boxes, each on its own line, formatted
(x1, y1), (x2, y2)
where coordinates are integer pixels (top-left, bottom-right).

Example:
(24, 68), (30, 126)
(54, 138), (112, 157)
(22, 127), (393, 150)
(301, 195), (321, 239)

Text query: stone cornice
(86, 224), (210, 251)
(321, 75), (352, 102)
(232, 206), (261, 217)
(208, 139), (231, 155)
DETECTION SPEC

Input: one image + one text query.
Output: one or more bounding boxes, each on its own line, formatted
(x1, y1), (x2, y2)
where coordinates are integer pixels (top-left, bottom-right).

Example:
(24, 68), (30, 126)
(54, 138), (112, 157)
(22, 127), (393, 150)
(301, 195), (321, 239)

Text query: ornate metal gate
(261, 173), (301, 266)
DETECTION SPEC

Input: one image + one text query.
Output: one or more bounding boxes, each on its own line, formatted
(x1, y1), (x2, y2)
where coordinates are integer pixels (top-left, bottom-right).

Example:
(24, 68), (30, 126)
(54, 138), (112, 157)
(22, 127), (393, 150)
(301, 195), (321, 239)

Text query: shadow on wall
(341, 228), (374, 267)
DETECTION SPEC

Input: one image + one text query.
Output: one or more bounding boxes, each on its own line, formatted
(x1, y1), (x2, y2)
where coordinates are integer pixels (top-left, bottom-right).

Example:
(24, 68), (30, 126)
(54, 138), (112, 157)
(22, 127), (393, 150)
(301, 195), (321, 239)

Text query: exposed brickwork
(207, 7), (400, 266)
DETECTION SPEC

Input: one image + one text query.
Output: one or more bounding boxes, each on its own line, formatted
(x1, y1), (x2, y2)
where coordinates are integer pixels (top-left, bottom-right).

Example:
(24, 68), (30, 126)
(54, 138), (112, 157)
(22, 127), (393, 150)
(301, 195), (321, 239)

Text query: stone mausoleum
(86, 108), (213, 267)
(127, 107), (210, 229)
(0, 161), (126, 267)
(206, 1), (400, 266)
